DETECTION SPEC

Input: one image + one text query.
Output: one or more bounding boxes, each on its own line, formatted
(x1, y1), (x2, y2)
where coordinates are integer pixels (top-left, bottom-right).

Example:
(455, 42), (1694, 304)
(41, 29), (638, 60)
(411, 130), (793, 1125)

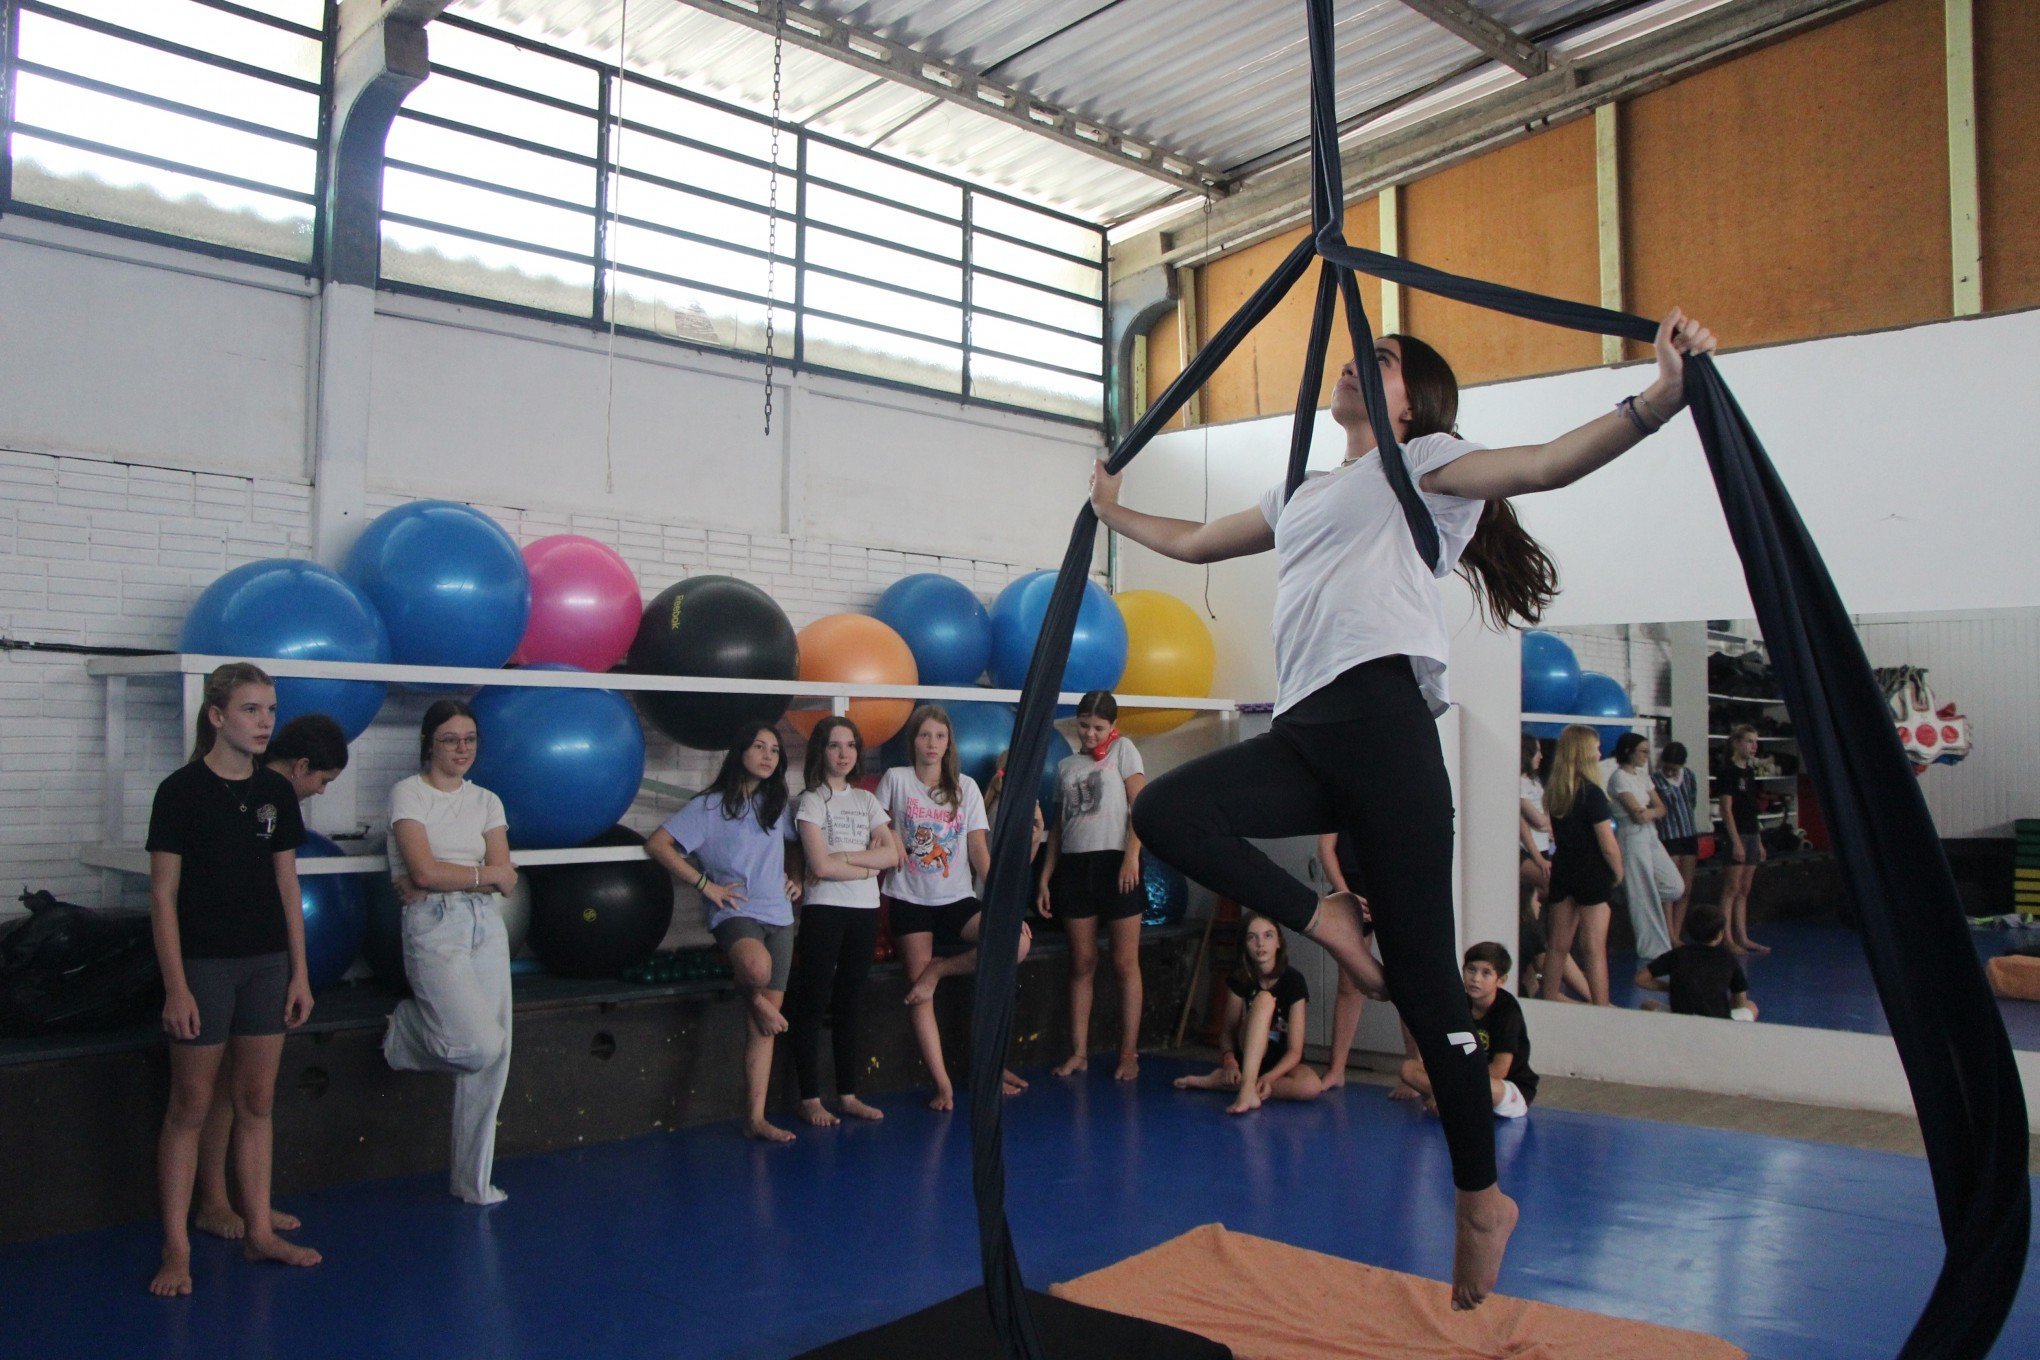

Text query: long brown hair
(190, 662), (274, 763)
(1390, 333), (1558, 628)
(898, 704), (963, 808)
(1228, 911), (1289, 993)
(802, 714), (863, 793)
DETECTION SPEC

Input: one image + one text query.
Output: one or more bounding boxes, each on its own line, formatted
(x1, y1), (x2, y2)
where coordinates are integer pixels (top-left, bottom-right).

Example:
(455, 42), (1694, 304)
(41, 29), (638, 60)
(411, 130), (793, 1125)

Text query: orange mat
(1049, 1224), (1745, 1360)
(1987, 953), (2040, 1002)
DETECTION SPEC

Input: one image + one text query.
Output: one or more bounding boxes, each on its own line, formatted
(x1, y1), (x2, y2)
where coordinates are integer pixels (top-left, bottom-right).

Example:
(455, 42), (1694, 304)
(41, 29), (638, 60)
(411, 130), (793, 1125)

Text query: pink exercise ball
(511, 535), (642, 673)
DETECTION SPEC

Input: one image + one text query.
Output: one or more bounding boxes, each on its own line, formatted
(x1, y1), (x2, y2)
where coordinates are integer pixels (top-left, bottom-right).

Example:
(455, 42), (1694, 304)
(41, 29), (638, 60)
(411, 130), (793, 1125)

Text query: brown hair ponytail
(190, 662), (275, 763)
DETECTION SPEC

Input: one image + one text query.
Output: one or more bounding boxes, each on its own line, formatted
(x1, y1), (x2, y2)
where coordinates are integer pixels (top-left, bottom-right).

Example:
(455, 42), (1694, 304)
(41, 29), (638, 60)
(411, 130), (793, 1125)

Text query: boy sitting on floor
(1636, 902), (1759, 1021)
(1399, 941), (1536, 1119)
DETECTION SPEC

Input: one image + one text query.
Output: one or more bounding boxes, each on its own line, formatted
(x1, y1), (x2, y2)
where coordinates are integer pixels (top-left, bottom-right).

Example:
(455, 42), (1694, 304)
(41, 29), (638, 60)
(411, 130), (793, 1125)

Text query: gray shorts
(712, 917), (795, 992)
(177, 952), (290, 1047)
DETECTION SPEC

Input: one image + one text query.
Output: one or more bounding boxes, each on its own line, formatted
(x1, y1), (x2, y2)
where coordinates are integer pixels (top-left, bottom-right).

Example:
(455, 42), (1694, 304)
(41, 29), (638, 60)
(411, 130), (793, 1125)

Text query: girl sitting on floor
(1174, 912), (1322, 1114)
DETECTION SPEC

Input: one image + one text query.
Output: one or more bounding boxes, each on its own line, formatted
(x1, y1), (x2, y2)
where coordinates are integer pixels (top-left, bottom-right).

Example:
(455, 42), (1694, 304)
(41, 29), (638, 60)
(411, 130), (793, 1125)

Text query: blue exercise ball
(1034, 726), (1072, 815)
(179, 559), (390, 741)
(1141, 852), (1187, 926)
(1521, 630), (1581, 739)
(872, 574), (991, 686)
(467, 668), (647, 850)
(298, 831), (368, 993)
(988, 570), (1128, 697)
(1573, 670), (1636, 758)
(341, 501), (531, 678)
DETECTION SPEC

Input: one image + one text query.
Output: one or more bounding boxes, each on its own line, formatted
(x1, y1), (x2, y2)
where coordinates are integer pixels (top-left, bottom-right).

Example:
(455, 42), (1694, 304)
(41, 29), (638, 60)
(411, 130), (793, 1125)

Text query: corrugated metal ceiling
(445, 1), (1658, 225)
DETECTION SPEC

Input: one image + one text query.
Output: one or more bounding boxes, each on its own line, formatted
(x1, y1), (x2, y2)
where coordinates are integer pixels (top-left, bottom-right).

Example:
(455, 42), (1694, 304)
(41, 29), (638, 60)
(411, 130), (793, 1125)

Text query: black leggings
(1132, 659), (1497, 1191)
(786, 904), (881, 1101)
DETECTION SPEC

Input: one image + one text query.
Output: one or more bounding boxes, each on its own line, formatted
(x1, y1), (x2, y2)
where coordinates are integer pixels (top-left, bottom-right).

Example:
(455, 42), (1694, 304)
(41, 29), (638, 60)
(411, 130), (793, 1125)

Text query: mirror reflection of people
(1715, 725), (1769, 955)
(1539, 725), (1623, 1007)
(1650, 741), (1702, 944)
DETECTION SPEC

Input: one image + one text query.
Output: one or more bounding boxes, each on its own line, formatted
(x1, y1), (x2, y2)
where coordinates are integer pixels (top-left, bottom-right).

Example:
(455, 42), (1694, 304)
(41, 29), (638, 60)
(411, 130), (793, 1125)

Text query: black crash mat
(791, 1286), (1232, 1360)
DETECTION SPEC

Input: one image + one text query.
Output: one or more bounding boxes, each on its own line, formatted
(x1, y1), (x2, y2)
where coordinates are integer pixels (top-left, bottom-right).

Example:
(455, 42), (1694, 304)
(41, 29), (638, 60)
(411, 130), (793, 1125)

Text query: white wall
(0, 217), (1104, 917)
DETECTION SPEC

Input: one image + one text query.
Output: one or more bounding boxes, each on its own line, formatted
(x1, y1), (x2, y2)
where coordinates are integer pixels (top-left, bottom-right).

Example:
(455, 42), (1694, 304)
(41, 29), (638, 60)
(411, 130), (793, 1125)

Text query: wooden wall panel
(1978, 0), (2040, 312)
(1141, 309), (1186, 432)
(1623, 0), (1950, 355)
(1401, 118), (1601, 386)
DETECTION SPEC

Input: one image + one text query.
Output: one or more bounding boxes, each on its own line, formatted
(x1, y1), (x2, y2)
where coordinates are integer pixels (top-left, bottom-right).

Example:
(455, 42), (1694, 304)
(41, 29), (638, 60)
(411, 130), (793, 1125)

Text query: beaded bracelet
(1616, 395), (1661, 437)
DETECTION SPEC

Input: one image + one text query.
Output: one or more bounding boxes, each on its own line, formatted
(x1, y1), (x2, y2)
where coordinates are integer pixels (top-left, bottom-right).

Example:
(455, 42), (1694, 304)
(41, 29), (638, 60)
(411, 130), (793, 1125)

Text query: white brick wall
(0, 445), (1064, 919)
(1546, 622), (1673, 711)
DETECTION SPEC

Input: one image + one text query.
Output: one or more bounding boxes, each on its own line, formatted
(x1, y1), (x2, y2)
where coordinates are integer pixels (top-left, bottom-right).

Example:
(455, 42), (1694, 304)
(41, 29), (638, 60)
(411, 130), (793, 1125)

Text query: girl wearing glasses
(382, 698), (518, 1204)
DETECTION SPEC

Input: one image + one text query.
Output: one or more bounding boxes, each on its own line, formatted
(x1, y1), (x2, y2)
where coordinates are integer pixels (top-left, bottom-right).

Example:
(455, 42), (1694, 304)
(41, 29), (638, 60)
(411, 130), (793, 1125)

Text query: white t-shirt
(1607, 766), (1654, 828)
(876, 767), (988, 906)
(1519, 774), (1552, 854)
(1257, 433), (1486, 716)
(1054, 737), (1145, 856)
(389, 774), (506, 880)
(794, 786), (888, 910)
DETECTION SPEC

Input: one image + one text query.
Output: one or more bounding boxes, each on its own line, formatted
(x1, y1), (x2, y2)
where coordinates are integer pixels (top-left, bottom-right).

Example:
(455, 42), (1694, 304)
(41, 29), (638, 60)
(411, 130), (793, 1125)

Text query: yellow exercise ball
(788, 614), (918, 745)
(1112, 590), (1216, 736)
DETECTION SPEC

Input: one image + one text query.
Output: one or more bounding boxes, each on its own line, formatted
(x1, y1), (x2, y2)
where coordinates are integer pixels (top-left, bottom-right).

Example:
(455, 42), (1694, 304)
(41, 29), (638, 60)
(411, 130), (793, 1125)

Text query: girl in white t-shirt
(876, 704), (1032, 1110)
(787, 716), (898, 1127)
(1608, 732), (1680, 963)
(1038, 690), (1148, 1082)
(1097, 310), (1717, 1311)
(383, 698), (518, 1206)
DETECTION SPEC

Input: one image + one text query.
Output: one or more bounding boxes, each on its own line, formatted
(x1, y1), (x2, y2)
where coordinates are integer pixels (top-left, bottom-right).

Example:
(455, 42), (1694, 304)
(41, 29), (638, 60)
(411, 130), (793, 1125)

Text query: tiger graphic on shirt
(900, 796), (965, 882)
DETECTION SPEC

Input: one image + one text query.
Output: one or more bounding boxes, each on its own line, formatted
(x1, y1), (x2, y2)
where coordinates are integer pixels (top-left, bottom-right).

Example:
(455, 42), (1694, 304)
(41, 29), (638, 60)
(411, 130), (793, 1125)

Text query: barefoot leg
(837, 1094), (884, 1121)
(153, 1041), (225, 1295)
(796, 1098), (839, 1128)
(229, 1034), (321, 1270)
(1107, 912), (1143, 1080)
(192, 1048), (242, 1239)
(1451, 1185), (1519, 1310)
(897, 933), (953, 1110)
(1304, 893), (1387, 999)
(1060, 915), (1098, 1076)
(1320, 971), (1364, 1088)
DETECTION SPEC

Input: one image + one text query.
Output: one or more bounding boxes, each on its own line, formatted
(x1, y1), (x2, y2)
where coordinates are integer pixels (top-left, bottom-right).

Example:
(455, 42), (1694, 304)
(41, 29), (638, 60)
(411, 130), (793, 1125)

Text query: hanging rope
(761, 10), (785, 437)
(599, 0), (631, 497)
(964, 3), (2028, 1358)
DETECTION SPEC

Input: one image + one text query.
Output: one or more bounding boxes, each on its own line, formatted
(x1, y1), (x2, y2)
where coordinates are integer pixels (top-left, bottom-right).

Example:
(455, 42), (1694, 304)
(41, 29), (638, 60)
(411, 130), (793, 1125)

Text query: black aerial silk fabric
(964, 3), (2028, 1357)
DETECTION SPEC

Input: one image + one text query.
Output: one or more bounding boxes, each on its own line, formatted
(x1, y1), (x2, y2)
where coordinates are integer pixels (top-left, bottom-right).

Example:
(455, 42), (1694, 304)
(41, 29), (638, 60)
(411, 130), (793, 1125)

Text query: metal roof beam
(1129, 0), (1882, 266)
(1394, 0), (1551, 77)
(664, 0), (1228, 197)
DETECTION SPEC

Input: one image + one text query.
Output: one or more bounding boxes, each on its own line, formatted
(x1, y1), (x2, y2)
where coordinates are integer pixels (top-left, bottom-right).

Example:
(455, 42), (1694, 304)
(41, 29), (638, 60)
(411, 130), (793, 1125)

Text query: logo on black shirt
(255, 803), (279, 840)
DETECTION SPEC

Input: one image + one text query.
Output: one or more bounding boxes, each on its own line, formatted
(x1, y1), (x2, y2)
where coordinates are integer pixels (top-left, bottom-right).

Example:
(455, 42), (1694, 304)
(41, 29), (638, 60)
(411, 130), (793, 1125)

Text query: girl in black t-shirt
(144, 664), (320, 1296)
(1173, 912), (1323, 1113)
(1537, 725), (1623, 1007)
(1715, 724), (1769, 955)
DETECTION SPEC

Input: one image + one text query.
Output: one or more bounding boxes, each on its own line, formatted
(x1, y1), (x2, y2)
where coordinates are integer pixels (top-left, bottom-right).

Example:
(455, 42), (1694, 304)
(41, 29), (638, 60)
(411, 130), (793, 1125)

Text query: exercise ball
(341, 500), (530, 678)
(872, 574), (991, 686)
(511, 534), (641, 673)
(467, 669), (646, 849)
(1140, 852), (1187, 926)
(362, 865), (532, 991)
(178, 559), (390, 740)
(989, 570), (1127, 697)
(1113, 590), (1216, 736)
(297, 832), (368, 993)
(1521, 630), (1582, 739)
(788, 614), (917, 745)
(1033, 725), (1073, 814)
(883, 698), (1012, 790)
(1573, 670), (1636, 758)
(627, 575), (797, 749)
(525, 826), (675, 979)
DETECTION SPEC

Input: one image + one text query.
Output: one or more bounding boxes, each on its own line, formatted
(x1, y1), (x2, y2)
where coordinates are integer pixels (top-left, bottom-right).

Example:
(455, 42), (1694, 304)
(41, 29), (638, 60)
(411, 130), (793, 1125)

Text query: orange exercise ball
(788, 614), (917, 745)
(1112, 590), (1216, 736)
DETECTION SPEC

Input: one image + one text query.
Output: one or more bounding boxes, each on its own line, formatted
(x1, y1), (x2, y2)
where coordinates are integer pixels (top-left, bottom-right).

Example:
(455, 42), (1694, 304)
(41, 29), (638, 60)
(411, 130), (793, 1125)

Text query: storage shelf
(1706, 693), (1786, 704)
(1708, 734), (1795, 743)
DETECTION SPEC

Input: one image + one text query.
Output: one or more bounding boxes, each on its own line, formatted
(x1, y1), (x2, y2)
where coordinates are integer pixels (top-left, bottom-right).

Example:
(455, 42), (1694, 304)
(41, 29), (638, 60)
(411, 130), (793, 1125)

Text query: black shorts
(176, 952), (290, 1047)
(1049, 850), (1145, 922)
(885, 895), (979, 957)
(1661, 835), (1699, 857)
(1546, 861), (1613, 908)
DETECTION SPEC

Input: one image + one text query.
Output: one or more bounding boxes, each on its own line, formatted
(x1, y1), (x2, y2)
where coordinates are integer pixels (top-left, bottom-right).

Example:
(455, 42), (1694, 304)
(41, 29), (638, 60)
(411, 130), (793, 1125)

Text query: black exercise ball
(628, 575), (799, 749)
(525, 826), (675, 979)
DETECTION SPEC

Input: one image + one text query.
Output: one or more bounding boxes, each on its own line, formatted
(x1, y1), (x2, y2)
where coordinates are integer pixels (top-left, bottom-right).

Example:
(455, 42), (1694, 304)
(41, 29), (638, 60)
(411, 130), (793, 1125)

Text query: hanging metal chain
(762, 13), (785, 436)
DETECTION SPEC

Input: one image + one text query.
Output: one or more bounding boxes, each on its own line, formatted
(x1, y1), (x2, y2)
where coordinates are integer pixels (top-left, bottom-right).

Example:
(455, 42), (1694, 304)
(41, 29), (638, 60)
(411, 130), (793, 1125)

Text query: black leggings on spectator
(787, 904), (881, 1101)
(1131, 657), (1497, 1191)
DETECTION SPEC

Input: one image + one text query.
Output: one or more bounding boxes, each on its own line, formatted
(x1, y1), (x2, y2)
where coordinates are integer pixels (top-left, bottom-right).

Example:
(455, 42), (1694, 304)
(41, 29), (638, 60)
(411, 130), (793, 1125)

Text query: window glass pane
(971, 273), (1101, 337)
(972, 232), (1101, 299)
(972, 194), (1101, 263)
(614, 80), (782, 168)
(805, 317), (962, 394)
(806, 228), (960, 301)
(231, 0), (326, 29)
(19, 13), (320, 137)
(383, 168), (594, 257)
(388, 118), (595, 204)
(971, 316), (1101, 376)
(381, 220), (594, 314)
(608, 223), (793, 303)
(10, 134), (314, 260)
(970, 355), (1102, 422)
(14, 73), (315, 193)
(616, 133), (784, 210)
(608, 272), (790, 356)
(404, 72), (597, 157)
(431, 23), (599, 107)
(807, 275), (961, 344)
(608, 173), (775, 255)
(808, 142), (958, 219)
(807, 184), (959, 260)
(52, 0), (322, 81)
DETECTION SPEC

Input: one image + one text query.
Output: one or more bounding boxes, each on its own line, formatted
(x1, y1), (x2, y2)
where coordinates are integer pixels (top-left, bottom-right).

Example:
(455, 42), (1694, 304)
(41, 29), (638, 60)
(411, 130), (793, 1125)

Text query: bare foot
(1308, 893), (1389, 1000)
(1743, 939), (1771, 955)
(1225, 1088), (1262, 1115)
(797, 1098), (839, 1128)
(1388, 1083), (1421, 1101)
(748, 993), (789, 1036)
(1451, 1186), (1519, 1311)
(1002, 1068), (1029, 1092)
(1640, 999), (1665, 1012)
(1319, 1067), (1346, 1090)
(928, 1085), (955, 1112)
(744, 1117), (796, 1144)
(244, 1234), (322, 1269)
(1172, 1073), (1205, 1090)
(1053, 1054), (1088, 1077)
(839, 1095), (884, 1121)
(456, 1185), (508, 1206)
(903, 970), (938, 1007)
(194, 1205), (300, 1240)
(149, 1248), (193, 1297)
(1113, 1053), (1139, 1082)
